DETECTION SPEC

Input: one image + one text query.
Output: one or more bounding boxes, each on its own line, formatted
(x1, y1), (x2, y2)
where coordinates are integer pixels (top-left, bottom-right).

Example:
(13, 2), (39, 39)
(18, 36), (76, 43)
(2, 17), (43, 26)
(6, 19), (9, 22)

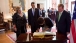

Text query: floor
(0, 31), (15, 43)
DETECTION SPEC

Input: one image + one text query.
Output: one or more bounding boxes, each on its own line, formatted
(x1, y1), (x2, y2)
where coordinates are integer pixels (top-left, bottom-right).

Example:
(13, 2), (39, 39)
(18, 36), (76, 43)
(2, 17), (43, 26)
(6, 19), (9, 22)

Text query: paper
(33, 32), (56, 36)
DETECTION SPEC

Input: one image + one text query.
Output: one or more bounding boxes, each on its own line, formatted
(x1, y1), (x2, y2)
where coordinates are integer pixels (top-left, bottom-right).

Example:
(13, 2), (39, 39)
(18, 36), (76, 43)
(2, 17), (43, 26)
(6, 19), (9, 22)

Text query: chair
(0, 12), (9, 31)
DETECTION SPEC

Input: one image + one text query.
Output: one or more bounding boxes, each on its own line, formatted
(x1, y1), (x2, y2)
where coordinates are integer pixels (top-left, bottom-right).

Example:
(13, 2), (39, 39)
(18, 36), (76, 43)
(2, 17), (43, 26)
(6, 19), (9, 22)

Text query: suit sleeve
(37, 8), (40, 18)
(55, 11), (58, 24)
(66, 12), (71, 32)
(47, 9), (49, 13)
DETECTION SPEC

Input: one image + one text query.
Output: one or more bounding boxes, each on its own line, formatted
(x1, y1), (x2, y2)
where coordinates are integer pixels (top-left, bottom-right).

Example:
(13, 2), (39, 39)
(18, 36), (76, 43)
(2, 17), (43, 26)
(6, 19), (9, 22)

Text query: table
(17, 33), (67, 43)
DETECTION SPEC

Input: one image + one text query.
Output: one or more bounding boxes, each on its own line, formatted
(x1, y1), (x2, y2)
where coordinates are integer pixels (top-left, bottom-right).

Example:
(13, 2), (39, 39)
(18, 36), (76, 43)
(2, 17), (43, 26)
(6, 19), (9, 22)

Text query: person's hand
(42, 30), (46, 32)
(67, 32), (70, 35)
(29, 25), (31, 28)
(36, 30), (39, 32)
(67, 32), (70, 39)
(42, 28), (49, 32)
(26, 23), (28, 29)
(13, 25), (17, 31)
(36, 29), (39, 32)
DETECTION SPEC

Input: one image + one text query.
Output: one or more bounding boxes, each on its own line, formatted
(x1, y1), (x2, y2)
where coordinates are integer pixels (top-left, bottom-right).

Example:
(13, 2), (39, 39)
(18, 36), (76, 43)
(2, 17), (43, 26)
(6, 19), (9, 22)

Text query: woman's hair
(16, 6), (21, 13)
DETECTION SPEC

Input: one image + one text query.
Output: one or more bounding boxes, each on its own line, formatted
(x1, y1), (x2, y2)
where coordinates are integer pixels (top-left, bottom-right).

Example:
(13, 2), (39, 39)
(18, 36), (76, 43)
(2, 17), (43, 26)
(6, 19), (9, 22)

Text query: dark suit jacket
(55, 10), (71, 35)
(28, 8), (40, 32)
(42, 10), (45, 17)
(50, 11), (55, 21)
(47, 9), (51, 14)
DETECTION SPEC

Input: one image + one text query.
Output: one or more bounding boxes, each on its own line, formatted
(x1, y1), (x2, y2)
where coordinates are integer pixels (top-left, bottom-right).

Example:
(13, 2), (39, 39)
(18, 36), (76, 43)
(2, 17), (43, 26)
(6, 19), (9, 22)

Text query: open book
(33, 32), (56, 36)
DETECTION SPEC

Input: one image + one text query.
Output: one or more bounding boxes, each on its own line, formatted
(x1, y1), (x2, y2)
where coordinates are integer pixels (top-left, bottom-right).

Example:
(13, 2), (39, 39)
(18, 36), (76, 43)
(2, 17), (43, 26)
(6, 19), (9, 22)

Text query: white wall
(68, 0), (75, 19)
(0, 0), (12, 20)
(46, 0), (60, 10)
(57, 0), (60, 10)
(36, 0), (46, 10)
(0, 0), (9, 14)
(13, 0), (21, 6)
(25, 0), (34, 11)
(68, 0), (75, 12)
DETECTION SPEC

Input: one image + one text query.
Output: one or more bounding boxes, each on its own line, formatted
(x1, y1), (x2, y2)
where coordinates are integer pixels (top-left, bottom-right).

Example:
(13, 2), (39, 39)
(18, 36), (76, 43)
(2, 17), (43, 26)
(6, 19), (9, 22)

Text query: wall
(25, 0), (32, 11)
(0, 0), (9, 14)
(0, 0), (12, 21)
(0, 0), (61, 20)
(13, 0), (20, 6)
(0, 0), (24, 20)
(36, 0), (46, 10)
(68, 0), (75, 12)
(62, 0), (75, 12)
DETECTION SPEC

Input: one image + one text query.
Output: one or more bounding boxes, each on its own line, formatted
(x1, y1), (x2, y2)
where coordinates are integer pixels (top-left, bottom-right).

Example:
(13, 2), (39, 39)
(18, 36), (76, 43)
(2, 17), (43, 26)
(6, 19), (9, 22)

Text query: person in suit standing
(12, 7), (27, 38)
(47, 7), (51, 18)
(55, 4), (71, 37)
(42, 8), (46, 17)
(28, 2), (40, 33)
(50, 8), (55, 22)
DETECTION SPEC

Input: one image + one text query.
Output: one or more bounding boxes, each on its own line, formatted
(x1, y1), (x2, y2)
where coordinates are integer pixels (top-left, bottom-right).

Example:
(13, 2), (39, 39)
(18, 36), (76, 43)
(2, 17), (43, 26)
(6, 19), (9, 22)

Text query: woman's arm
(12, 13), (17, 31)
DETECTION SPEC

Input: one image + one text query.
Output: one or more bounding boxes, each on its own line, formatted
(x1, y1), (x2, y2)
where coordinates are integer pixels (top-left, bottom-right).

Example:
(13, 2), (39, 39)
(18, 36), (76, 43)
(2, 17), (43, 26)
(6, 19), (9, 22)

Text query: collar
(32, 8), (35, 11)
(59, 11), (63, 14)
(32, 8), (35, 10)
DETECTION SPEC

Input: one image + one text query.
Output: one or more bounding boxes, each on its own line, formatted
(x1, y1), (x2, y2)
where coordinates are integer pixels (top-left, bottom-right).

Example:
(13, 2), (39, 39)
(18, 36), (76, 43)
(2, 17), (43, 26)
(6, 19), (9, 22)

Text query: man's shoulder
(28, 8), (32, 11)
(63, 10), (69, 13)
(62, 10), (70, 18)
(63, 10), (70, 15)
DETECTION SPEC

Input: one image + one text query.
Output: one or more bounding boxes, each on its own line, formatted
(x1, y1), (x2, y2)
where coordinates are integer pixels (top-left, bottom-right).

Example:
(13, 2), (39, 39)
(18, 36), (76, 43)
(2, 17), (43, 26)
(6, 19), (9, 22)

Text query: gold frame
(9, 0), (13, 13)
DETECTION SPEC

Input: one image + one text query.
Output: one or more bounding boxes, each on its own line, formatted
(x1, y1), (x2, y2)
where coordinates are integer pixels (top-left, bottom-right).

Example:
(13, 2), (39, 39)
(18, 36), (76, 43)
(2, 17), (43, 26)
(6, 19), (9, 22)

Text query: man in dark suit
(56, 4), (71, 43)
(56, 4), (71, 37)
(37, 17), (53, 32)
(28, 2), (40, 33)
(47, 7), (51, 18)
(42, 8), (46, 17)
(50, 8), (55, 21)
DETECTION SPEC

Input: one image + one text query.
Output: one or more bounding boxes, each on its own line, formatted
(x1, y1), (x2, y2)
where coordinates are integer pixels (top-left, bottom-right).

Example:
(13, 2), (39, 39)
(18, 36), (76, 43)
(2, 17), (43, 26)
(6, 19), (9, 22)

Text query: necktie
(33, 9), (35, 16)
(58, 12), (61, 21)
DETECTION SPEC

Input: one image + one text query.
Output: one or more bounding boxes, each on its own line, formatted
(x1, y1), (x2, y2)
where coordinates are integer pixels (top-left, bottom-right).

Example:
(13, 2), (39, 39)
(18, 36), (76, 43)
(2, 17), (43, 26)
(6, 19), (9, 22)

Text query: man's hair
(31, 2), (35, 5)
(58, 4), (64, 8)
(37, 17), (45, 25)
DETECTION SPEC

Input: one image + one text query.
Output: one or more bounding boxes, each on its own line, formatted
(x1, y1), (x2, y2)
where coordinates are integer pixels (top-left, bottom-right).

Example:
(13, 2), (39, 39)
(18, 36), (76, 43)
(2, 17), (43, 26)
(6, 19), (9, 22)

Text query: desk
(17, 33), (67, 43)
